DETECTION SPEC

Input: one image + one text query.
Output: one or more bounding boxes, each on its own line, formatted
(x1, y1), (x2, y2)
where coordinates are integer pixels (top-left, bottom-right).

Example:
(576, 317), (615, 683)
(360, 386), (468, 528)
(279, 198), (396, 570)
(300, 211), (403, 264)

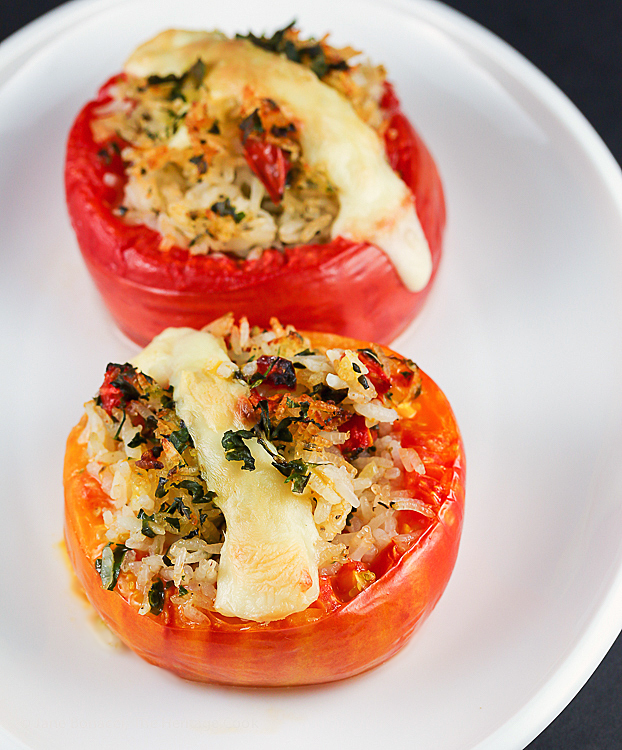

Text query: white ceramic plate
(2, 1), (622, 748)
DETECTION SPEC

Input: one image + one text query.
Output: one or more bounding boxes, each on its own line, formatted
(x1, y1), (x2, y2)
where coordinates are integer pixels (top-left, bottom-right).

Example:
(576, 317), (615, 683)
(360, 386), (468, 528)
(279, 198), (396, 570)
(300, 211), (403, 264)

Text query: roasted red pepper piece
(339, 414), (373, 454)
(358, 351), (391, 394)
(243, 138), (291, 204)
(98, 366), (123, 414)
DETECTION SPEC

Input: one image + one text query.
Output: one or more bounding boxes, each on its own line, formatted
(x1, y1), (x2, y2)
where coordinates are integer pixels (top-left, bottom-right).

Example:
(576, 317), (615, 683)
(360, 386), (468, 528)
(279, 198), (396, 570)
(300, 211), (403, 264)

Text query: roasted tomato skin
(65, 79), (445, 346)
(63, 332), (464, 687)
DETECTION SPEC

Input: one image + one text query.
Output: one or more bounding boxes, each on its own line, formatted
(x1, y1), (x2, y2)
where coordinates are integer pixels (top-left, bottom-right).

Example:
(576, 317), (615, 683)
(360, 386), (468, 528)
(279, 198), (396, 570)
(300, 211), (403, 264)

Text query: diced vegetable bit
(97, 363), (141, 414)
(135, 446), (164, 470)
(95, 543), (128, 590)
(243, 138), (291, 205)
(251, 356), (297, 390)
(339, 414), (373, 456)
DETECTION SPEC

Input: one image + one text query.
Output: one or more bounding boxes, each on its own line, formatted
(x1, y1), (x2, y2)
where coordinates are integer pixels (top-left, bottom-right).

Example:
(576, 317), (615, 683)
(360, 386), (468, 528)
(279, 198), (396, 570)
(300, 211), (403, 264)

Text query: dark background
(1, 2), (621, 748)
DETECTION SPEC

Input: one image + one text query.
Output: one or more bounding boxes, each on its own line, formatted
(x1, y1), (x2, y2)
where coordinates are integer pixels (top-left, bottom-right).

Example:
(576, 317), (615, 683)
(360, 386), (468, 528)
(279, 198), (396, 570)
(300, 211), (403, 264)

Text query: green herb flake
(189, 154), (207, 174)
(137, 509), (157, 539)
(272, 458), (310, 493)
(110, 375), (140, 402)
(239, 109), (264, 142)
(169, 423), (193, 454)
(211, 197), (245, 223)
(113, 410), (127, 440)
(173, 479), (207, 503)
(148, 579), (166, 615)
(187, 58), (206, 88)
(154, 477), (168, 499)
(222, 430), (256, 471)
(127, 431), (145, 449)
(236, 21), (296, 54)
(165, 517), (181, 532)
(96, 544), (127, 591)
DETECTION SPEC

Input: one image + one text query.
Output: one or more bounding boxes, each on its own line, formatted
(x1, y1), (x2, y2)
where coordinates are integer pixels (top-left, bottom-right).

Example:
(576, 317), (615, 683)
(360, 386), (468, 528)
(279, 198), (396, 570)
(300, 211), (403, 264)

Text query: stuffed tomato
(63, 316), (464, 686)
(65, 25), (445, 345)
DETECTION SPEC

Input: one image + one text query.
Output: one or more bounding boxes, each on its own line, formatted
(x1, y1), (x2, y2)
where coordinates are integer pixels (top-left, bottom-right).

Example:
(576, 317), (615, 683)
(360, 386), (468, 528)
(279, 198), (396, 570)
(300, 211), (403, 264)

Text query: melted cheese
(125, 30), (432, 291)
(133, 328), (320, 621)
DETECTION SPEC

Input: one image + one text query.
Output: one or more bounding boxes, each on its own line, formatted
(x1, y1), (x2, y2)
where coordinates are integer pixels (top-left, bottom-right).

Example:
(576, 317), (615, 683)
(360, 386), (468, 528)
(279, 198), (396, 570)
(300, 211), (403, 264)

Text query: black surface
(1, 2), (621, 748)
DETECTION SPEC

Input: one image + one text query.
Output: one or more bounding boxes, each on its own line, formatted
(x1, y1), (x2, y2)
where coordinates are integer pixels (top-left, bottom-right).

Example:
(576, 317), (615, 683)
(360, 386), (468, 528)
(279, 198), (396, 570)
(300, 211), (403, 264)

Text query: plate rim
(2, 1), (622, 749)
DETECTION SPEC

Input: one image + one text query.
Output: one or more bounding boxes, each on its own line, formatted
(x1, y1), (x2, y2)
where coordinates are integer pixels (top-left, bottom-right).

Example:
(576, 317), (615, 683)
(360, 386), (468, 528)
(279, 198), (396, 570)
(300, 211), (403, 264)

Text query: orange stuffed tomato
(64, 317), (464, 686)
(65, 25), (445, 346)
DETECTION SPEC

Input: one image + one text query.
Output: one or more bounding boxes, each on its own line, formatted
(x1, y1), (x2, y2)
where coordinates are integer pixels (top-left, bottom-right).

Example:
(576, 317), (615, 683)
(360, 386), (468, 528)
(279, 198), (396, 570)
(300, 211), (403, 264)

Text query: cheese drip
(133, 328), (320, 622)
(124, 30), (432, 291)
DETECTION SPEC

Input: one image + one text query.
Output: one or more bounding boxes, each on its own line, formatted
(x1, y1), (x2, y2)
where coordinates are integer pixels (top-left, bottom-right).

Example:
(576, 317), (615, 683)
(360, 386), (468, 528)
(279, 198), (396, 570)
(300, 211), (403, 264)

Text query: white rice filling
(80, 319), (430, 621)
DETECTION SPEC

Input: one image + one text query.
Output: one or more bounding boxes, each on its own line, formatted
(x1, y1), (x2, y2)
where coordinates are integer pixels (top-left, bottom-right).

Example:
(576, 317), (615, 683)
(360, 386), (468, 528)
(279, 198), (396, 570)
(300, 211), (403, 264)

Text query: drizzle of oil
(56, 538), (126, 650)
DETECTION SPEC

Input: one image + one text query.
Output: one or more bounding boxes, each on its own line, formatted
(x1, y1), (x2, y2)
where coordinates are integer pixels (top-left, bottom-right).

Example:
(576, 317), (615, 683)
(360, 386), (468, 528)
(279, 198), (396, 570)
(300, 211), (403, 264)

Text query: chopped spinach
(236, 22), (349, 79)
(168, 422), (193, 453)
(211, 197), (245, 223)
(95, 544), (127, 591)
(148, 579), (165, 615)
(127, 432), (146, 448)
(137, 509), (157, 539)
(272, 457), (310, 493)
(310, 382), (348, 403)
(173, 479), (206, 503)
(155, 477), (168, 499)
(222, 429), (256, 471)
(239, 109), (264, 142)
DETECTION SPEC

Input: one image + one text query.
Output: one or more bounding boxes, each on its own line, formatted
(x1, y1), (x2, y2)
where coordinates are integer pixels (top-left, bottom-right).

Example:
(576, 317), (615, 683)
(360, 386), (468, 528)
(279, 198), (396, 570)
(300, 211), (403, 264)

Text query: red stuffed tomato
(63, 319), (464, 686)
(65, 26), (445, 346)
